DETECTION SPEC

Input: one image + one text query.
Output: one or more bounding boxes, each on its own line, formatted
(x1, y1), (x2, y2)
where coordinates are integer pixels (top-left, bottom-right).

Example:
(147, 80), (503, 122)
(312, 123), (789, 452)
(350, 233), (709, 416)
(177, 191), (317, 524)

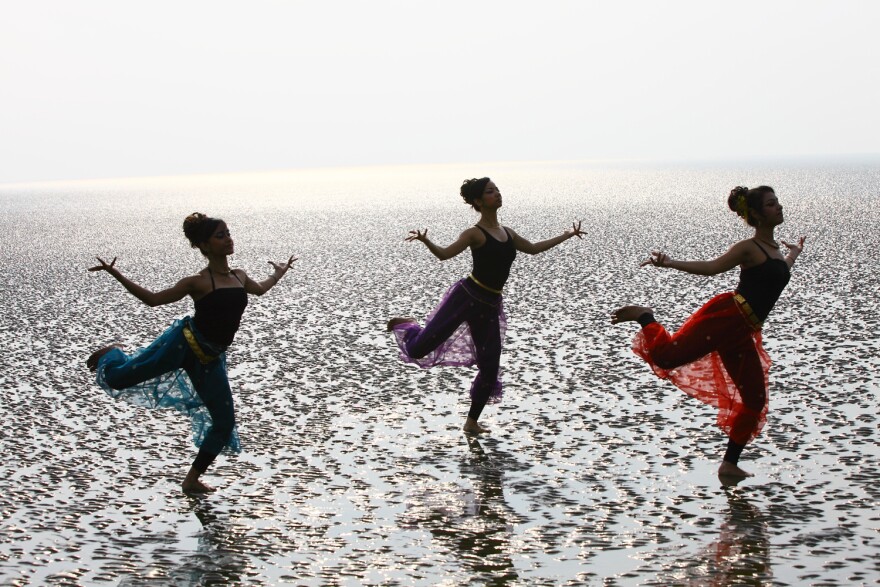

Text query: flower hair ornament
(734, 188), (750, 223)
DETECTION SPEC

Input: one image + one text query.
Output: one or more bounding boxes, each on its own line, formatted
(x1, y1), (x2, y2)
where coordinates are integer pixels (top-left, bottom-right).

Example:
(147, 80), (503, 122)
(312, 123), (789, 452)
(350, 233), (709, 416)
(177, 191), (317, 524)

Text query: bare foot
(611, 305), (653, 325)
(86, 344), (124, 372)
(386, 317), (417, 332)
(182, 479), (216, 494)
(463, 417), (490, 435)
(718, 461), (753, 479)
(182, 465), (217, 494)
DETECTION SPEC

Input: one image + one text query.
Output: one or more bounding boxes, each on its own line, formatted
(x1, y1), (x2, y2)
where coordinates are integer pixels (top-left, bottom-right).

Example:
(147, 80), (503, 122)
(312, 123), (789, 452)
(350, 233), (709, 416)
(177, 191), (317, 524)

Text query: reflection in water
(685, 486), (772, 586)
(401, 436), (519, 586)
(165, 497), (249, 587)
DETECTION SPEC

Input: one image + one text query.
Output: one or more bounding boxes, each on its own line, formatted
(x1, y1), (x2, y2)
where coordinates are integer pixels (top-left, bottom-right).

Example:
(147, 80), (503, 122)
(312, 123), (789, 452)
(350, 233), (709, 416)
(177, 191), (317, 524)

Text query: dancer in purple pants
(388, 178), (583, 434)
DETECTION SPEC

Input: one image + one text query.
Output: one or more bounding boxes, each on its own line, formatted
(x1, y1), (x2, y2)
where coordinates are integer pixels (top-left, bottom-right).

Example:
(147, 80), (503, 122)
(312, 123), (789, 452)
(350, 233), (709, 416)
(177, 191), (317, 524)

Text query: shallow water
(1, 162), (878, 585)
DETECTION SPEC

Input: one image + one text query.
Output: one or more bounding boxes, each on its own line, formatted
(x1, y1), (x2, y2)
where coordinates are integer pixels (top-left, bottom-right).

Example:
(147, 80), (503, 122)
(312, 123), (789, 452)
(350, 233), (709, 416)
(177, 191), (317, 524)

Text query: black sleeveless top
(735, 240), (791, 322)
(471, 225), (517, 291)
(193, 269), (248, 346)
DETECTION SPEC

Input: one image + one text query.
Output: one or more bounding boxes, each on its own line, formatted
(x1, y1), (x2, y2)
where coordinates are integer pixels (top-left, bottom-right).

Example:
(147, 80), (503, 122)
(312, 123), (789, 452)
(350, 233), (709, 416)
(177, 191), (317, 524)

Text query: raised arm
(405, 227), (480, 261)
(642, 239), (757, 276)
(242, 256), (298, 296)
(508, 221), (583, 255)
(88, 257), (196, 307)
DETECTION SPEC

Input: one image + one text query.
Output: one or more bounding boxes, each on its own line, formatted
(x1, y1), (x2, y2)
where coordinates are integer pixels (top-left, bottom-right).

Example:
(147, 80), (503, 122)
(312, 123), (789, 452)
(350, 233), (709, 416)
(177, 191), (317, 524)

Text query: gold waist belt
(733, 293), (763, 331)
(182, 324), (218, 365)
(468, 273), (503, 295)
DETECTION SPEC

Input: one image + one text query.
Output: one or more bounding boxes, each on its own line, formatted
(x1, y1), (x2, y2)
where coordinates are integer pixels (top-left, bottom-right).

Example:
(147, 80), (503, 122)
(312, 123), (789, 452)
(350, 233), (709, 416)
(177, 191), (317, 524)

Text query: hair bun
(727, 186), (749, 215)
(460, 177), (490, 211)
(183, 211), (206, 223)
(183, 212), (217, 248)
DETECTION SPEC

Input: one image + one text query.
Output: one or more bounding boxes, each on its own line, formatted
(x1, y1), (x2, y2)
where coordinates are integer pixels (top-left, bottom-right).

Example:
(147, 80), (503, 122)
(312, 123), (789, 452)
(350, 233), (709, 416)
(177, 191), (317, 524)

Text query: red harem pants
(632, 292), (770, 445)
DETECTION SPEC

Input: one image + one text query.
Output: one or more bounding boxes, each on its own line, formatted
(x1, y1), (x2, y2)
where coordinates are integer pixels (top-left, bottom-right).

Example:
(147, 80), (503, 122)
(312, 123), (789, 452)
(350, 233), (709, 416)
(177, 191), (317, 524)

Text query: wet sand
(1, 162), (878, 585)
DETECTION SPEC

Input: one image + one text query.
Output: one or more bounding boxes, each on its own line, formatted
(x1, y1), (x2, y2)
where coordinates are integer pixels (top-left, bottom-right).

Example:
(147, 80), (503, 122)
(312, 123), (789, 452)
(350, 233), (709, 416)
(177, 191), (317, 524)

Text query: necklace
(478, 222), (501, 229)
(755, 237), (780, 249)
(211, 267), (232, 275)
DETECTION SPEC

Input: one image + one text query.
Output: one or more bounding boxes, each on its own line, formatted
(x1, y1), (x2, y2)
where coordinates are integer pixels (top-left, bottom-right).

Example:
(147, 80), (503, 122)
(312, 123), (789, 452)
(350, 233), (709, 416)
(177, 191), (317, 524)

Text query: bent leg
(640, 318), (723, 371)
(635, 295), (748, 373)
(100, 333), (188, 390)
(403, 285), (473, 360)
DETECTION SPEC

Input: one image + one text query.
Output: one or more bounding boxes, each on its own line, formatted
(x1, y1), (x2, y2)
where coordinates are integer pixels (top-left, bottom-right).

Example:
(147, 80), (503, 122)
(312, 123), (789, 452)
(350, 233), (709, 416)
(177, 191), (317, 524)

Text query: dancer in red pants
(612, 186), (805, 478)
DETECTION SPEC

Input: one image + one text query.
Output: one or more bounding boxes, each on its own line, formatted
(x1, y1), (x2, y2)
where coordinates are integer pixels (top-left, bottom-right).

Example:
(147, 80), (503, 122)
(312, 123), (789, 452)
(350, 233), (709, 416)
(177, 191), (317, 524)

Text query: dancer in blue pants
(87, 212), (295, 493)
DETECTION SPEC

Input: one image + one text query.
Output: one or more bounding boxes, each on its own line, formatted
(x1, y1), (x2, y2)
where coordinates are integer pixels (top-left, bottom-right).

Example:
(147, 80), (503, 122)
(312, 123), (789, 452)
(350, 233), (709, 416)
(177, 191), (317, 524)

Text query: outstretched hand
(88, 256), (117, 273)
(568, 220), (584, 239)
(268, 255), (297, 274)
(405, 228), (428, 242)
(640, 250), (670, 268)
(781, 236), (806, 255)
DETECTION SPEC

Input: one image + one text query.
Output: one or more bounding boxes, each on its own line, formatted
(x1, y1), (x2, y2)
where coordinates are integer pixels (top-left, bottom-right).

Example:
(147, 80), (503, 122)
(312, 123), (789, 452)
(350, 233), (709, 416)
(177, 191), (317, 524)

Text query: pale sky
(1, 0), (878, 184)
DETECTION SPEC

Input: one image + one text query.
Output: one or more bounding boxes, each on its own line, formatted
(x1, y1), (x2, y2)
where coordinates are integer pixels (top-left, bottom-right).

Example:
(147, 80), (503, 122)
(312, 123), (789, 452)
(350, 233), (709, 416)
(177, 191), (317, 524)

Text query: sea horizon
(3, 153), (880, 190)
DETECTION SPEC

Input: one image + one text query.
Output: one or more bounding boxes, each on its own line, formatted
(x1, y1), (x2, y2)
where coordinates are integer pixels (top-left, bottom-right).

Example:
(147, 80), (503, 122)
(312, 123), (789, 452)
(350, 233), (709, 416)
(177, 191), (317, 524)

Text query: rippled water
(1, 162), (878, 585)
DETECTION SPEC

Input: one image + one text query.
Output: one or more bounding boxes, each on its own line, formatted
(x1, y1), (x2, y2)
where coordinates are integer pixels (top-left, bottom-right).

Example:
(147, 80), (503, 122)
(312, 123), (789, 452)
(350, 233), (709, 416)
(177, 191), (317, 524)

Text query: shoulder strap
(475, 224), (490, 237)
(231, 270), (244, 285)
(751, 239), (771, 260)
(207, 268), (216, 290)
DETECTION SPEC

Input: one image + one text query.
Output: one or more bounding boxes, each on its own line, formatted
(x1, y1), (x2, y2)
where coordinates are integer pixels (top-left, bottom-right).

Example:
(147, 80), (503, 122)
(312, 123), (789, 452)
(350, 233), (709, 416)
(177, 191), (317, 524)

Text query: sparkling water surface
(0, 161), (878, 585)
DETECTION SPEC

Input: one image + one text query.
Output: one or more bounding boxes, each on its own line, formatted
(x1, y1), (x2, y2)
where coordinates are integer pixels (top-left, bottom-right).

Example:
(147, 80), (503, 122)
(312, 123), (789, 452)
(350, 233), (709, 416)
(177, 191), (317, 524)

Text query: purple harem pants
(391, 278), (506, 420)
